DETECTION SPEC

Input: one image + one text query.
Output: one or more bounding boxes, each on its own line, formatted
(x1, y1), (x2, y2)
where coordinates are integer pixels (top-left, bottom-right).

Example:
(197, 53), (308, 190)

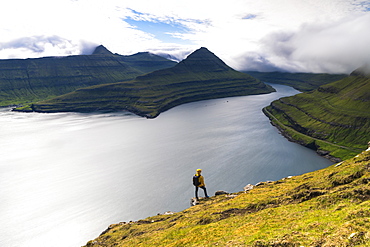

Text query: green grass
(23, 48), (275, 118)
(0, 49), (176, 107)
(245, 71), (347, 92)
(84, 150), (370, 246)
(263, 75), (370, 160)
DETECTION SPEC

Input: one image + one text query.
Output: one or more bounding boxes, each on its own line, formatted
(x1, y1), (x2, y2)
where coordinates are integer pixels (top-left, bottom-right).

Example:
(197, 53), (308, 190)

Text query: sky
(0, 0), (370, 74)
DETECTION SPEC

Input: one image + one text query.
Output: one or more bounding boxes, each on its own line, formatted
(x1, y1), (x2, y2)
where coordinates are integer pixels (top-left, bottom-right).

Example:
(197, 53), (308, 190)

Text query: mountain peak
(176, 47), (232, 73)
(92, 45), (114, 55)
(350, 64), (370, 78)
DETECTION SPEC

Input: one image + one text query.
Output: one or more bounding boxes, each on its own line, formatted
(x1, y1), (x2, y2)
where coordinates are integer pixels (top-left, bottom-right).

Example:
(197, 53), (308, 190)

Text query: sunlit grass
(85, 151), (370, 246)
(263, 75), (370, 160)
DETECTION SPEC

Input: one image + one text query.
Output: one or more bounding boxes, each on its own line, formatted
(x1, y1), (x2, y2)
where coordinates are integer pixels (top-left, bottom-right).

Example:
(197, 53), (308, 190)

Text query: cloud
(0, 36), (98, 58)
(0, 0), (369, 74)
(237, 12), (370, 74)
(146, 45), (195, 62)
(234, 52), (284, 72)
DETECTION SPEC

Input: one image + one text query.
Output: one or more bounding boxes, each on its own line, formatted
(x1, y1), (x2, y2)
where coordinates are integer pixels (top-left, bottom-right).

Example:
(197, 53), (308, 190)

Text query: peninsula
(16, 47), (275, 118)
(263, 67), (370, 161)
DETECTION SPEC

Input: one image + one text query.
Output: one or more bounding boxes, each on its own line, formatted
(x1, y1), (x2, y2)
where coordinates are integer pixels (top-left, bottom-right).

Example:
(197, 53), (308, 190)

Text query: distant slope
(121, 52), (179, 74)
(0, 45), (176, 106)
(263, 71), (370, 160)
(84, 149), (370, 246)
(245, 71), (347, 92)
(25, 47), (275, 118)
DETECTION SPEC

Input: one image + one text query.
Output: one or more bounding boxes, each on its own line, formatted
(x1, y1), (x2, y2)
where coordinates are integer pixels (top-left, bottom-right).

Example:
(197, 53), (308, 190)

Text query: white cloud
(0, 0), (369, 73)
(237, 12), (370, 73)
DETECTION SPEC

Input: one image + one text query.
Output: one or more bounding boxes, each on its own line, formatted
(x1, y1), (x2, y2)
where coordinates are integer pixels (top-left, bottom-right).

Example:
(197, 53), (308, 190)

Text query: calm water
(0, 84), (333, 247)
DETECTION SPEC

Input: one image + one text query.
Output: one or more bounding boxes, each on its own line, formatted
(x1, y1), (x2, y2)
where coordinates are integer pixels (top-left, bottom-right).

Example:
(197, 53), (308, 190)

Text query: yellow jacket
(195, 174), (205, 187)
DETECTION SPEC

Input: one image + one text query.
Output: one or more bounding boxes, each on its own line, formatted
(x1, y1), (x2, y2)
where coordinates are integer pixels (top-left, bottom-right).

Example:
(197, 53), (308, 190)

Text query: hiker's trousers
(195, 186), (208, 199)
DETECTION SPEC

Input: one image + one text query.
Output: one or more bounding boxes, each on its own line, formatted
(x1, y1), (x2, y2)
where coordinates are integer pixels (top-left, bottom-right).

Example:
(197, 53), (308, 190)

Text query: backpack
(193, 175), (200, 186)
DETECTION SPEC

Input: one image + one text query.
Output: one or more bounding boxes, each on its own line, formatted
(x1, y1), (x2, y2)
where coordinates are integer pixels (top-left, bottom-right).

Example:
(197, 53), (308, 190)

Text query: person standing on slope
(193, 169), (209, 200)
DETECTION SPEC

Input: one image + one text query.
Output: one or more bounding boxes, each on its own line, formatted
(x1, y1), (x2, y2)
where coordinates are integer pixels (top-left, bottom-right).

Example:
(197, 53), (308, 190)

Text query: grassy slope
(121, 52), (179, 74)
(27, 48), (275, 118)
(0, 50), (176, 107)
(263, 75), (370, 161)
(245, 71), (347, 92)
(85, 149), (370, 247)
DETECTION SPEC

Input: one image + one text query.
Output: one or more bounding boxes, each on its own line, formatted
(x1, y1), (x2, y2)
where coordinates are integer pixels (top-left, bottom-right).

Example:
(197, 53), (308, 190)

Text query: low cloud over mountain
(0, 0), (369, 74)
(237, 13), (370, 74)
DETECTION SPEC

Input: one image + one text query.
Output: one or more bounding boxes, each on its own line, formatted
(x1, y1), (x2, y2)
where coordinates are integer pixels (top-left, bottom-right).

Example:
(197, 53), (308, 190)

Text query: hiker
(193, 169), (209, 200)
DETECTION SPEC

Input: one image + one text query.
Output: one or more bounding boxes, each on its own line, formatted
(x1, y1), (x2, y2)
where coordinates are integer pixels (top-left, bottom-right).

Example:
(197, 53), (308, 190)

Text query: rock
(282, 176), (293, 180)
(317, 150), (330, 156)
(243, 184), (254, 192)
(215, 190), (228, 196)
(335, 162), (343, 167)
(190, 197), (199, 206)
(255, 181), (273, 186)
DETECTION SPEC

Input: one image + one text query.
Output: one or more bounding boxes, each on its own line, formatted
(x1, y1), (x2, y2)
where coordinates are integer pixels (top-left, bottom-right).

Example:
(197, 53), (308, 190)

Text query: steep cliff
(264, 71), (370, 160)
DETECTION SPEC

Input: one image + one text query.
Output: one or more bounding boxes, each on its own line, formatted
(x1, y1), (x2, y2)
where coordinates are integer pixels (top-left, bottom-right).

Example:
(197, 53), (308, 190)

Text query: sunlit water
(0, 84), (333, 247)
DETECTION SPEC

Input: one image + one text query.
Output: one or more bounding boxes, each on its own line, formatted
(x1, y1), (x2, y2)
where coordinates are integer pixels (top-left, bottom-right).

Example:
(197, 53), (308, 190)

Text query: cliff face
(0, 46), (176, 106)
(84, 149), (370, 246)
(264, 72), (370, 160)
(26, 47), (275, 118)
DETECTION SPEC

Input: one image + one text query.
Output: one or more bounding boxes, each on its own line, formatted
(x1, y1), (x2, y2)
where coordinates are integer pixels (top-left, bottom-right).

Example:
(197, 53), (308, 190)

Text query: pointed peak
(185, 47), (215, 58)
(92, 45), (114, 55)
(178, 47), (232, 72)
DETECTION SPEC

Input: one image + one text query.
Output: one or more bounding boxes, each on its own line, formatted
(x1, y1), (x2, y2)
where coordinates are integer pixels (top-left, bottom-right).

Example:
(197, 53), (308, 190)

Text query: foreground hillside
(0, 45), (176, 106)
(23, 47), (274, 118)
(263, 72), (370, 161)
(85, 149), (370, 246)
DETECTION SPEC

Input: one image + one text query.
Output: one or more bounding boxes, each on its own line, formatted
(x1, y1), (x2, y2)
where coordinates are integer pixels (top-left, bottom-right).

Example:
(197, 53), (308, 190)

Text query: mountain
(263, 70), (370, 160)
(91, 45), (114, 55)
(84, 149), (370, 246)
(245, 71), (347, 92)
(350, 64), (370, 77)
(23, 47), (275, 118)
(120, 52), (179, 74)
(0, 46), (176, 107)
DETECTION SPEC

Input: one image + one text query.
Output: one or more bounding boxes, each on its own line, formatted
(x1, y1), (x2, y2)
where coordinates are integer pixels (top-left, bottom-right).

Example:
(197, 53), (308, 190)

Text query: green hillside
(246, 71), (347, 92)
(0, 46), (176, 106)
(84, 149), (370, 246)
(23, 47), (275, 118)
(263, 72), (370, 161)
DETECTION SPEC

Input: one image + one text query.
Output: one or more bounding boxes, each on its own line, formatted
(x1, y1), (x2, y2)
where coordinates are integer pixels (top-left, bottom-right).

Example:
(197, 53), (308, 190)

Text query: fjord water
(0, 84), (333, 247)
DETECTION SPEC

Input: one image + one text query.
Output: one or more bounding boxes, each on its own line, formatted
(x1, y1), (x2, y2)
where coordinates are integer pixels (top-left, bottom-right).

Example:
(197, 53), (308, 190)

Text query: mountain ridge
(246, 71), (347, 92)
(0, 46), (176, 107)
(23, 47), (275, 118)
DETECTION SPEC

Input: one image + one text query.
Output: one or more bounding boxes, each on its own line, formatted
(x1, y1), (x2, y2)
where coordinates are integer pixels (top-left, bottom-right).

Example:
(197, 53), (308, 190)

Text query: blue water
(0, 84), (333, 247)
